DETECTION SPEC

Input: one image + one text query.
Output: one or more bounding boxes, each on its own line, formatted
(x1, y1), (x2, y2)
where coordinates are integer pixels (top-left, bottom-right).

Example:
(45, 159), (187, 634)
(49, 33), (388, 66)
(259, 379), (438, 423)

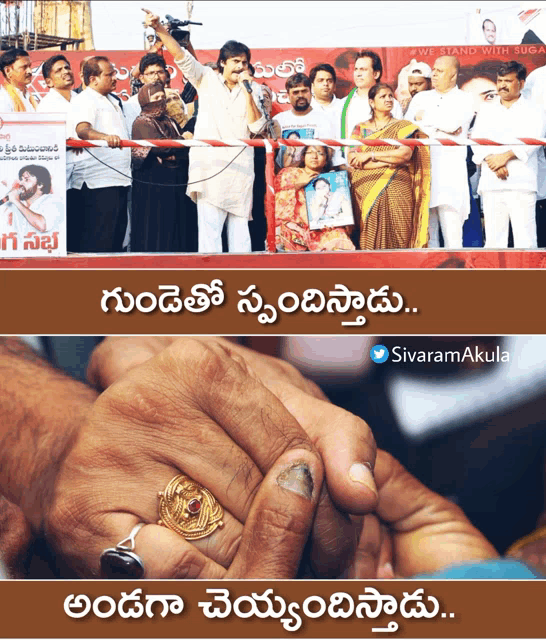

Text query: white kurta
(311, 95), (344, 133)
(522, 64), (546, 201)
(1, 193), (63, 236)
(472, 96), (544, 195)
(174, 52), (266, 219)
(406, 87), (474, 216)
(36, 88), (80, 187)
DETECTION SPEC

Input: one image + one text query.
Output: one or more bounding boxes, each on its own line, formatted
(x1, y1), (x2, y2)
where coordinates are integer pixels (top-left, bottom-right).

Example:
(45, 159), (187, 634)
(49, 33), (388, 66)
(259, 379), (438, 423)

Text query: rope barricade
(66, 137), (546, 148)
(66, 136), (546, 253)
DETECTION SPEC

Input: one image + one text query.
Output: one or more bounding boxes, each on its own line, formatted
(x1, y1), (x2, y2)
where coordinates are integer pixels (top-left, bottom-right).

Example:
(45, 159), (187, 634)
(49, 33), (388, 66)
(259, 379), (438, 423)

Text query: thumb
(227, 447), (323, 578)
(373, 449), (498, 576)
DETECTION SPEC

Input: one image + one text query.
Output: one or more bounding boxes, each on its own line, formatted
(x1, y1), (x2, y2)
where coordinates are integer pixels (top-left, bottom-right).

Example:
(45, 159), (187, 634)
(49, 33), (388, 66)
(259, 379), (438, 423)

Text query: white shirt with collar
(406, 86), (475, 215)
(70, 87), (131, 189)
(174, 50), (266, 218)
(0, 85), (35, 112)
(472, 95), (544, 194)
(36, 88), (80, 187)
(311, 95), (343, 132)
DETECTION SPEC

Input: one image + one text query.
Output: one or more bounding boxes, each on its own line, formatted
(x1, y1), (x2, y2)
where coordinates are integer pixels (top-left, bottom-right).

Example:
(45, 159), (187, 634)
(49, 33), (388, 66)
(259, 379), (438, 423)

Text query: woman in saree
(348, 83), (430, 250)
(131, 82), (194, 252)
(274, 145), (355, 251)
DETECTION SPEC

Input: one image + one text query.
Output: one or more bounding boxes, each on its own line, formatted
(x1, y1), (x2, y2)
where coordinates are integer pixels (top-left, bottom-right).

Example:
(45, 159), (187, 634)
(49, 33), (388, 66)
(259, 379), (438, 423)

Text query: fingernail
(377, 562), (394, 579)
(349, 462), (378, 496)
(277, 462), (314, 500)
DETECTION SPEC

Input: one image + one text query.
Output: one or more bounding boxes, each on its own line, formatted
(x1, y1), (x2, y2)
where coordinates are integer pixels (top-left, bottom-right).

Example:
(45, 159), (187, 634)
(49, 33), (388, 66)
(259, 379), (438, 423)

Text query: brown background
(0, 580), (544, 638)
(0, 269), (545, 334)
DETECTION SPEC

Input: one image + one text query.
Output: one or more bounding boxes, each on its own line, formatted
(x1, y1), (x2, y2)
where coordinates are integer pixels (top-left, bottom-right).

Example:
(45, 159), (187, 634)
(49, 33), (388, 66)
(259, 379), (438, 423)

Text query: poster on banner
(0, 113), (66, 258)
(305, 171), (354, 231)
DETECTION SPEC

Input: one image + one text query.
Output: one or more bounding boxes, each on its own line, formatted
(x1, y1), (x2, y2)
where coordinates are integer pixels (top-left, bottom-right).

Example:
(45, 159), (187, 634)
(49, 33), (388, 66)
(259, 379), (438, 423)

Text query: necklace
(371, 115), (393, 132)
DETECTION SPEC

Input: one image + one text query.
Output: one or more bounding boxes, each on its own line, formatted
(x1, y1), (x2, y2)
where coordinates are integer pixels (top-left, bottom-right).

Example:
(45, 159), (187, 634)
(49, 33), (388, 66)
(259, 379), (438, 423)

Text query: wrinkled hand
(350, 450), (498, 578)
(87, 337), (500, 579)
(45, 338), (378, 578)
(87, 337), (380, 578)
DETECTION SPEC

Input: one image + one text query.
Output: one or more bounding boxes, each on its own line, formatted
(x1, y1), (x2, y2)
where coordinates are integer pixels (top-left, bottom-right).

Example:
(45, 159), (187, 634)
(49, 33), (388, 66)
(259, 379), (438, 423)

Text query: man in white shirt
(71, 56), (131, 253)
(273, 73), (344, 169)
(36, 55), (83, 253)
(309, 63), (343, 130)
(0, 48), (36, 112)
(340, 50), (403, 140)
(36, 55), (79, 179)
(144, 9), (265, 254)
(406, 56), (475, 248)
(472, 61), (544, 249)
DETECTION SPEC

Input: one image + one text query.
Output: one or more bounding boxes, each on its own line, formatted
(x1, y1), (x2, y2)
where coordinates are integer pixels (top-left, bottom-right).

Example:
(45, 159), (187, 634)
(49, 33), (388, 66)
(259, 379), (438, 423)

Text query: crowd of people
(1, 8), (546, 253)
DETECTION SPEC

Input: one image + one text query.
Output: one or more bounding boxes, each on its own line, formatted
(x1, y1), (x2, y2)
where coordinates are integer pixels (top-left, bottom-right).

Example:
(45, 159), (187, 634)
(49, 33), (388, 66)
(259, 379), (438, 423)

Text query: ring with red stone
(157, 474), (224, 540)
(100, 523), (146, 578)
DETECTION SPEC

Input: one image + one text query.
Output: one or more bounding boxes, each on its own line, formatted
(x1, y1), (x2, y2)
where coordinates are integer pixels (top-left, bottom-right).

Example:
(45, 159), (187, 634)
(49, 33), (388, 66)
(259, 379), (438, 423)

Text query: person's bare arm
(76, 122), (122, 148)
(6, 191), (46, 232)
(0, 338), (97, 532)
(142, 9), (186, 62)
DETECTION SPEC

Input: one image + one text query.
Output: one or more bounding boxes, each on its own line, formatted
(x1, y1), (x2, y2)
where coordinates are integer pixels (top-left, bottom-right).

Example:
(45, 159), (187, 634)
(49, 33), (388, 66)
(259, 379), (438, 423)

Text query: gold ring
(158, 474), (224, 540)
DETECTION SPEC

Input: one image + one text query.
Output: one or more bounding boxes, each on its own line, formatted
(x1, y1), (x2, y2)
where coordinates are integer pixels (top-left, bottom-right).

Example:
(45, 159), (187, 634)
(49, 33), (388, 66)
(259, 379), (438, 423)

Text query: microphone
(242, 79), (253, 94)
(0, 187), (23, 205)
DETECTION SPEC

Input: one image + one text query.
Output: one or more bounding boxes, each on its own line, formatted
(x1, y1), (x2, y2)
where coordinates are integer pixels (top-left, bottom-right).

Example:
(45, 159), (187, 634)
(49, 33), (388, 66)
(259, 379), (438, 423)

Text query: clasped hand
(44, 337), (497, 579)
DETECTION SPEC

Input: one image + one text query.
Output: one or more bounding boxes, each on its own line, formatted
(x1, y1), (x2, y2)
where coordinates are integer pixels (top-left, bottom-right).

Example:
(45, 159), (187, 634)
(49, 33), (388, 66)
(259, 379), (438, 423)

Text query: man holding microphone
(143, 8), (265, 254)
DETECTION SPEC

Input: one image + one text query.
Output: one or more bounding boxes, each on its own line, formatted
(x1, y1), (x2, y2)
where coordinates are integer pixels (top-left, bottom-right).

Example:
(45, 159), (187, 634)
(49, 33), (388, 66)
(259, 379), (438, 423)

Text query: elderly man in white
(143, 8), (265, 254)
(472, 61), (544, 249)
(406, 56), (475, 249)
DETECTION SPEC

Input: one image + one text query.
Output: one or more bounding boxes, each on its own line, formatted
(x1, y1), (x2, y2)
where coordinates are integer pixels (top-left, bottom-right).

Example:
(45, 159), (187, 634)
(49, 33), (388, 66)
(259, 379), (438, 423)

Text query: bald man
(406, 56), (475, 248)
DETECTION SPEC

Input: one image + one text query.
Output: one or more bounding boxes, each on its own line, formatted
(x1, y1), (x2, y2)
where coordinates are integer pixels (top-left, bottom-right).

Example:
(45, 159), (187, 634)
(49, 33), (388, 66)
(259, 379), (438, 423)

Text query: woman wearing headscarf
(131, 82), (193, 252)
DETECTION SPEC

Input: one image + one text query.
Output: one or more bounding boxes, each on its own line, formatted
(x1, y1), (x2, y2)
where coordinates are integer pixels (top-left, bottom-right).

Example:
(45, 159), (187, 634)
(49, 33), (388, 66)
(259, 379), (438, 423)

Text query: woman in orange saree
(348, 83), (431, 250)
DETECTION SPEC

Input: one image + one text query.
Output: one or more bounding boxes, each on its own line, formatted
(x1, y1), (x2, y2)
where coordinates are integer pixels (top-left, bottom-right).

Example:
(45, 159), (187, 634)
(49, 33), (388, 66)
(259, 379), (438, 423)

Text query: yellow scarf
(4, 83), (38, 111)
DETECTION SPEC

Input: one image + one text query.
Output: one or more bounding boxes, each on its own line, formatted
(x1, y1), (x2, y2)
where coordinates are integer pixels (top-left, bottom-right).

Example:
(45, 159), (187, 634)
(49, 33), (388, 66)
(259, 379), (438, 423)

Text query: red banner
(21, 44), (546, 115)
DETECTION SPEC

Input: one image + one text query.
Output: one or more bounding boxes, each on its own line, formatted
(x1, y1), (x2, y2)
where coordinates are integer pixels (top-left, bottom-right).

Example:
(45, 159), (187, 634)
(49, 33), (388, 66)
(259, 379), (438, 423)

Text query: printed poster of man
(305, 171), (354, 231)
(465, 7), (531, 46)
(0, 113), (66, 258)
(279, 127), (316, 168)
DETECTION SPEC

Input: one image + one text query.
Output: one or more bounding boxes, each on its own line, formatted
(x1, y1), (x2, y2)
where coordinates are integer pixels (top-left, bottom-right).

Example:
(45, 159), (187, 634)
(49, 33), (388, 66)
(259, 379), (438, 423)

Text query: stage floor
(1, 250), (545, 269)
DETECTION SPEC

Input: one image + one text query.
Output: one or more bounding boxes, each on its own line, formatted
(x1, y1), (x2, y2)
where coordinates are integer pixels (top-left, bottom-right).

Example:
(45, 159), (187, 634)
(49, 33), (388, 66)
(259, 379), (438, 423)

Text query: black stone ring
(100, 523), (145, 579)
